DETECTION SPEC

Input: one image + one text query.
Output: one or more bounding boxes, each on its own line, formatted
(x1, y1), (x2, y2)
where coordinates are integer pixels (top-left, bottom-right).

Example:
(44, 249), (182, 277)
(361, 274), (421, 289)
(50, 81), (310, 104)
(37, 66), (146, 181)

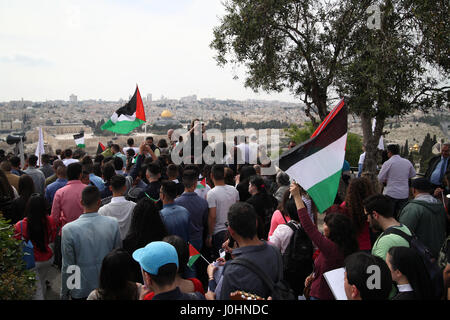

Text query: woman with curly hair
(341, 177), (376, 252)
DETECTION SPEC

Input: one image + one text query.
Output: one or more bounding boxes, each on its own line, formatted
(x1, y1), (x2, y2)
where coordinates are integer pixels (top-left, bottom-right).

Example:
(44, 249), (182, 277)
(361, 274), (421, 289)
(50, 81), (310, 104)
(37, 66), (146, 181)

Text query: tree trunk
(360, 112), (385, 175)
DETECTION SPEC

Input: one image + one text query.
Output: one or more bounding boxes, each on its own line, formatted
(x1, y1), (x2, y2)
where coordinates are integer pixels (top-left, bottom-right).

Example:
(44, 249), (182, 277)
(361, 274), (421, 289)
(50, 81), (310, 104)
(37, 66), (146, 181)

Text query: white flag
(35, 127), (45, 166)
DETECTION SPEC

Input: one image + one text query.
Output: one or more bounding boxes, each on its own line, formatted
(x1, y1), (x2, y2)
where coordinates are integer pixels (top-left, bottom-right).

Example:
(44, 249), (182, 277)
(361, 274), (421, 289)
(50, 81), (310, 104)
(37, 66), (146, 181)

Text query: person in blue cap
(133, 241), (205, 300)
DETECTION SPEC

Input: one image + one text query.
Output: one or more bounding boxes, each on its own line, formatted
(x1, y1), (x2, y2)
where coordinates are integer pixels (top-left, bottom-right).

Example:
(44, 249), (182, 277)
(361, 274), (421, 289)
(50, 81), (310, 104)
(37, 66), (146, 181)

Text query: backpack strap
(285, 220), (299, 233)
(382, 226), (413, 243)
(230, 257), (275, 294)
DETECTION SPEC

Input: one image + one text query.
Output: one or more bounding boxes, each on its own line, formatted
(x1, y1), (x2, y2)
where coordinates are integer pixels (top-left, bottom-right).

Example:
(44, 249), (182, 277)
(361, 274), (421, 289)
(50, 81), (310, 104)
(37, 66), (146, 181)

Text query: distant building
(70, 94), (78, 104)
(147, 94), (152, 104)
(180, 95), (197, 103)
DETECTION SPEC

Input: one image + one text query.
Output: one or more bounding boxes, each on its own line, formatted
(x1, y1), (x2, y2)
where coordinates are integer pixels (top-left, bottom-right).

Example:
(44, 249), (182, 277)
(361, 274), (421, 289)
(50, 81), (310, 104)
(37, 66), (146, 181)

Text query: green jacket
(398, 198), (447, 258)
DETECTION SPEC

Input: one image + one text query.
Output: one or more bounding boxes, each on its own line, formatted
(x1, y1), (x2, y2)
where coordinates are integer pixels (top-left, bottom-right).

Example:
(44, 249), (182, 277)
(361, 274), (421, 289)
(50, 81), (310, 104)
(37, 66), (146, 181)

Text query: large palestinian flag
(101, 85), (146, 134)
(73, 132), (85, 149)
(279, 99), (347, 213)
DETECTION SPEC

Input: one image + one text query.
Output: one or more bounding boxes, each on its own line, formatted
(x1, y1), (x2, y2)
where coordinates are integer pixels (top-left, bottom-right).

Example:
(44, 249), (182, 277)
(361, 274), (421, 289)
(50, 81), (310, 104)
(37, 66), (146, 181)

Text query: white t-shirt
(206, 185), (239, 235)
(62, 158), (79, 166)
(123, 147), (139, 155)
(98, 196), (136, 240)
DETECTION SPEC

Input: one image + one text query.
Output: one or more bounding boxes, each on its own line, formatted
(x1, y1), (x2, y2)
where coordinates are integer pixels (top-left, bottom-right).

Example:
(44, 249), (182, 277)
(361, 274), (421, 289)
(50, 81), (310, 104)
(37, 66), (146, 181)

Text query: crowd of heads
(0, 133), (449, 302)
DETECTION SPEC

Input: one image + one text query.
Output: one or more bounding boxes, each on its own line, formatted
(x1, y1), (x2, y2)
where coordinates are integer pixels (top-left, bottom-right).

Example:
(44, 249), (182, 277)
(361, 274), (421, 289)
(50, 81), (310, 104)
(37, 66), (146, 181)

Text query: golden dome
(161, 110), (174, 118)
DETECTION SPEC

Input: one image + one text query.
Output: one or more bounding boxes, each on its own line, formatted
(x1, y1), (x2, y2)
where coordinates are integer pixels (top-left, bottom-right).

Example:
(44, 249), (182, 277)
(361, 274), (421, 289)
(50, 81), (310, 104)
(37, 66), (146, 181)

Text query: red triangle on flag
(135, 85), (146, 122)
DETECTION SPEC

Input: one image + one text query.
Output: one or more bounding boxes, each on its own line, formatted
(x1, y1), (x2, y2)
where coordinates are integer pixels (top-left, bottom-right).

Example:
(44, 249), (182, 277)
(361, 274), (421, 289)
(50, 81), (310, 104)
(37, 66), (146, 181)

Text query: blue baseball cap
(132, 241), (179, 275)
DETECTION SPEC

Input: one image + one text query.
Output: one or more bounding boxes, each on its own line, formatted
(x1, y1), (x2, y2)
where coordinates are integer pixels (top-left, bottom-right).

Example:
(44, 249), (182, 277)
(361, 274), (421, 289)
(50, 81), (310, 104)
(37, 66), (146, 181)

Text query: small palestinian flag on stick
(278, 98), (347, 213)
(196, 177), (207, 189)
(187, 243), (209, 267)
(96, 142), (106, 154)
(101, 85), (146, 134)
(73, 132), (85, 149)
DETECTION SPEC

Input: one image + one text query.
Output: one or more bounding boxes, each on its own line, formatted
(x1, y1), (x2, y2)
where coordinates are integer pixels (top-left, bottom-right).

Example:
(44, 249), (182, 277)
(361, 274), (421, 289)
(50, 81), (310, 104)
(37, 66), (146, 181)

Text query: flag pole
(200, 254), (211, 265)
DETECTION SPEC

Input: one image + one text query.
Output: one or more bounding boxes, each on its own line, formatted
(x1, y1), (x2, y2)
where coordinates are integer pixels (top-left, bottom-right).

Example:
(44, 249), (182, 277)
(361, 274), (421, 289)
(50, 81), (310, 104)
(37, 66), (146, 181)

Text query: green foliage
(345, 133), (363, 167)
(284, 122), (316, 144)
(0, 216), (36, 300)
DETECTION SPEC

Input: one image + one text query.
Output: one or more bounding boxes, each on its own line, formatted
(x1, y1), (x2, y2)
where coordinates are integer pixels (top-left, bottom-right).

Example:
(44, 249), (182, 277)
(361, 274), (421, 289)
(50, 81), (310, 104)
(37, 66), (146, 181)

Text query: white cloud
(0, 0), (297, 102)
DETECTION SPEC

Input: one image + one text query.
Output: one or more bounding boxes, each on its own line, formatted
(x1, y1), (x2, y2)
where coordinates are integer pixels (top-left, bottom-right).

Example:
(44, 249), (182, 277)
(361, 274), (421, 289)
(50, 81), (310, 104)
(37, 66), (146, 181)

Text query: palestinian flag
(96, 142), (106, 154)
(101, 85), (146, 134)
(73, 132), (85, 149)
(187, 243), (201, 268)
(196, 177), (207, 189)
(278, 98), (347, 213)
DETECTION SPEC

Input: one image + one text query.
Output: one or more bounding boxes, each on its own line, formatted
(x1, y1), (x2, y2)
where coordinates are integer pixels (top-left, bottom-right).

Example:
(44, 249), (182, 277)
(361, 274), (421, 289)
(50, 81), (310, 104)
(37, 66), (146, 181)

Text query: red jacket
(14, 216), (57, 262)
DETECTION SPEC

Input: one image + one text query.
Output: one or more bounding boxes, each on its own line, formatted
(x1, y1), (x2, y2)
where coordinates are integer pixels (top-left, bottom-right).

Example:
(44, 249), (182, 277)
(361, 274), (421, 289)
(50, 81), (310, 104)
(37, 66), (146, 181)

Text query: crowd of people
(0, 125), (449, 301)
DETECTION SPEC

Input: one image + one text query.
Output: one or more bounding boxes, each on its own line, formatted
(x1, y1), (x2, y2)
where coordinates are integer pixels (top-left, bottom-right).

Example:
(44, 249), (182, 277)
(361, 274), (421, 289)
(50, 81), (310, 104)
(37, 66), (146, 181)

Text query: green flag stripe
(187, 254), (200, 268)
(76, 144), (86, 148)
(306, 169), (342, 213)
(101, 118), (145, 134)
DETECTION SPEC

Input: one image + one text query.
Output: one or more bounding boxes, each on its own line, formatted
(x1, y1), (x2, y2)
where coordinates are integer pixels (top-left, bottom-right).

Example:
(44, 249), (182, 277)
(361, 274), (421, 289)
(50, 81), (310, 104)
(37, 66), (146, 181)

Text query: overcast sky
(0, 0), (298, 103)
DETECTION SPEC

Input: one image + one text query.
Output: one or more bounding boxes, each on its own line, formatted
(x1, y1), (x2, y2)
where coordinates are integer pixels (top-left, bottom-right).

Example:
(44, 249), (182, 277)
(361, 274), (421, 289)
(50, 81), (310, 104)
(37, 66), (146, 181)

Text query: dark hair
(126, 149), (135, 158)
(98, 248), (137, 300)
(147, 163), (161, 177)
(93, 162), (103, 178)
(211, 164), (225, 181)
(127, 138), (134, 146)
(249, 175), (267, 193)
(94, 154), (104, 163)
(167, 164), (178, 178)
(25, 194), (50, 252)
(67, 162), (82, 181)
(113, 157), (124, 170)
(81, 155), (93, 166)
(345, 252), (392, 300)
(282, 196), (299, 222)
(387, 144), (400, 155)
(81, 185), (100, 208)
(344, 177), (376, 232)
(184, 164), (200, 178)
(163, 235), (189, 275)
(228, 202), (258, 239)
(18, 174), (35, 200)
(102, 163), (116, 184)
(124, 198), (168, 249)
(161, 180), (177, 201)
(387, 246), (433, 299)
(239, 165), (256, 183)
(111, 175), (126, 192)
(224, 167), (235, 186)
(324, 212), (359, 258)
(146, 136), (154, 142)
(362, 194), (394, 218)
(10, 156), (21, 167)
(182, 169), (197, 189)
(0, 169), (14, 199)
(41, 154), (50, 164)
(28, 155), (38, 167)
(111, 144), (120, 153)
(158, 139), (168, 149)
(64, 149), (73, 158)
(146, 263), (178, 287)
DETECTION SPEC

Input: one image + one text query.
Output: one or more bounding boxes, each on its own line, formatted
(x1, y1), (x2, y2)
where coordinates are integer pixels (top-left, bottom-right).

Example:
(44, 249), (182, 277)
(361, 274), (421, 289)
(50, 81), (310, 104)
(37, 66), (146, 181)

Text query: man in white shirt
(62, 149), (79, 167)
(98, 174), (135, 240)
(123, 137), (140, 156)
(378, 144), (416, 218)
(206, 164), (239, 259)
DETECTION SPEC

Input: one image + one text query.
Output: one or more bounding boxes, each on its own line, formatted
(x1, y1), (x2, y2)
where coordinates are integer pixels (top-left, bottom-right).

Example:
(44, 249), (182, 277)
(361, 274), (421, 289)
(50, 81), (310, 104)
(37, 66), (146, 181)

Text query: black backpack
(282, 221), (314, 296)
(383, 227), (444, 300)
(230, 257), (296, 300)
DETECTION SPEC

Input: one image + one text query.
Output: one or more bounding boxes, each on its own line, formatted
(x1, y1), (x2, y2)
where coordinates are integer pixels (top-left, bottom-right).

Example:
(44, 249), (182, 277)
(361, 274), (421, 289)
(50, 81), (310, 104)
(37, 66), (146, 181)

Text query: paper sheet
(323, 267), (348, 300)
